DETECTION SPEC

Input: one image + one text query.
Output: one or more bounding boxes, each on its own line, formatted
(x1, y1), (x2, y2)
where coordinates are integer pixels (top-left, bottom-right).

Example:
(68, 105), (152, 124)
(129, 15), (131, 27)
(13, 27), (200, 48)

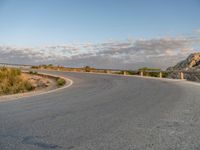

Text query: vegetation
(114, 70), (139, 75)
(161, 72), (169, 78)
(31, 66), (39, 69)
(137, 67), (169, 78)
(29, 70), (38, 75)
(56, 78), (66, 86)
(143, 72), (160, 77)
(0, 67), (34, 95)
(125, 70), (138, 75)
(31, 64), (64, 70)
(138, 67), (161, 71)
(84, 66), (91, 72)
(32, 64), (98, 72)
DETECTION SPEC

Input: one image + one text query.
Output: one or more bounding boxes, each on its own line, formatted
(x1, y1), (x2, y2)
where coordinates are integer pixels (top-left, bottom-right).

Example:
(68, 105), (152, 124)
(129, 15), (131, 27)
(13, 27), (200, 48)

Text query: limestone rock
(167, 52), (200, 71)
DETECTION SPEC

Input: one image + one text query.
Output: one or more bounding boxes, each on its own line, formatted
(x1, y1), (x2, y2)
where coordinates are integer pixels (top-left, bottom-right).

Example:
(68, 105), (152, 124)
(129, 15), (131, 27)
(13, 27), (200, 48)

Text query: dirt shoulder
(21, 73), (57, 91)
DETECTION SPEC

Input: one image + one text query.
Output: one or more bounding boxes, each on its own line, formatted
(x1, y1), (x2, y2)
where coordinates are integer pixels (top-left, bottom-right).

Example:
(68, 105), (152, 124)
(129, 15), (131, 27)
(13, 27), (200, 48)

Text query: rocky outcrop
(167, 52), (200, 71)
(167, 52), (200, 81)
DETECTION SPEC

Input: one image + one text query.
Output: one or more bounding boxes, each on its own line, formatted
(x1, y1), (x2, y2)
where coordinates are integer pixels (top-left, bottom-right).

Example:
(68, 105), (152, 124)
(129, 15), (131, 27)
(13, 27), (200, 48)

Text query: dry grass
(0, 67), (34, 95)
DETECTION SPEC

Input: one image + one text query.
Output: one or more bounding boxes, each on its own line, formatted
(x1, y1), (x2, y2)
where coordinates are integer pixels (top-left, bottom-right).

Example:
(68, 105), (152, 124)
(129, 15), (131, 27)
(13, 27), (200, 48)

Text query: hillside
(167, 52), (200, 71)
(167, 52), (200, 81)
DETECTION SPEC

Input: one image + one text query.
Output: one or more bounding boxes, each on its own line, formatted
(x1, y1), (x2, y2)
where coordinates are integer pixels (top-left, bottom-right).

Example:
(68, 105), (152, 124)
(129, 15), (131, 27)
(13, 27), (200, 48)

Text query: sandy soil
(21, 73), (57, 90)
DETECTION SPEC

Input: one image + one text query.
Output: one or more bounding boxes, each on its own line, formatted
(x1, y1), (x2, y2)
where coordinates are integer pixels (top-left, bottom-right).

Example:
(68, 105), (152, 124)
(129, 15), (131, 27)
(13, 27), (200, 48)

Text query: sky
(0, 0), (200, 69)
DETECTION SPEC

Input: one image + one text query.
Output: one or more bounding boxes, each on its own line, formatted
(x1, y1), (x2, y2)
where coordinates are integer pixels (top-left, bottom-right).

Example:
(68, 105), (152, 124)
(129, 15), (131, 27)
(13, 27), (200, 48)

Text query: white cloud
(0, 31), (199, 69)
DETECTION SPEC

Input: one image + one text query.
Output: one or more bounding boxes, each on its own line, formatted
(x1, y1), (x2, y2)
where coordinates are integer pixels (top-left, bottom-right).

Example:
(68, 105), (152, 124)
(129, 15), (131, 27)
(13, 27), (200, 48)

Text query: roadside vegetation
(138, 67), (161, 71)
(138, 67), (169, 78)
(116, 70), (138, 75)
(0, 67), (34, 95)
(32, 64), (96, 73)
(29, 70), (38, 75)
(56, 78), (66, 86)
(141, 71), (169, 78)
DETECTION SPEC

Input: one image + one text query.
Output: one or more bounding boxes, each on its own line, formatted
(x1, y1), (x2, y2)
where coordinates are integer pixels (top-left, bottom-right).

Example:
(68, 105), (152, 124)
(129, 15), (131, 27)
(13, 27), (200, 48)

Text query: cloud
(0, 30), (199, 70)
(195, 29), (200, 34)
(97, 37), (191, 56)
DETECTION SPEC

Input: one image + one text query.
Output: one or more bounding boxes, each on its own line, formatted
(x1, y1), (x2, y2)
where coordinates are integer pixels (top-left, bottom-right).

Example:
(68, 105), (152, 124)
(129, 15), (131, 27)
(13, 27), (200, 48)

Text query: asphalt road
(1, 70), (200, 150)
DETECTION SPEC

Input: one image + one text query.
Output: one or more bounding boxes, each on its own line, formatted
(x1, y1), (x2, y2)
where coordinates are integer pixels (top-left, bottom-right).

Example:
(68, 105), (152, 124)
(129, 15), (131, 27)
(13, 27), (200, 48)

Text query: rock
(26, 75), (49, 88)
(167, 52), (200, 81)
(167, 52), (200, 71)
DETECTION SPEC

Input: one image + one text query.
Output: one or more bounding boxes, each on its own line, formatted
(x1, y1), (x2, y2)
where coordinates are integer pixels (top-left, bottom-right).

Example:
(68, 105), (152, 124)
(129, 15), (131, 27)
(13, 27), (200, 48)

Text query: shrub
(0, 67), (34, 95)
(138, 67), (161, 71)
(31, 66), (39, 69)
(24, 81), (34, 91)
(162, 72), (169, 78)
(144, 72), (159, 77)
(56, 78), (66, 86)
(84, 66), (91, 72)
(29, 70), (38, 75)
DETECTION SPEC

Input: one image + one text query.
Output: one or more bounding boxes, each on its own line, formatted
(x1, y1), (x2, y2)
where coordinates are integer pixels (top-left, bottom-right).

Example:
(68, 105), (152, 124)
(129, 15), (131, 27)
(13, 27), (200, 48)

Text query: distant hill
(167, 52), (200, 71)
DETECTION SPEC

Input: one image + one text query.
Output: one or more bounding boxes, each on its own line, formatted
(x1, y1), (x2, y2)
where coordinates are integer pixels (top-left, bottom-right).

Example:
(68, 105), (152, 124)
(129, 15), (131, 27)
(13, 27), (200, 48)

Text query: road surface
(0, 70), (200, 150)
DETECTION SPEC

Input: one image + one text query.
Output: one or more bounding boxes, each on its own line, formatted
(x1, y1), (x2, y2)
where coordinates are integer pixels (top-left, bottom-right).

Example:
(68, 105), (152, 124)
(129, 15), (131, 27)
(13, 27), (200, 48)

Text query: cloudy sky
(0, 0), (200, 69)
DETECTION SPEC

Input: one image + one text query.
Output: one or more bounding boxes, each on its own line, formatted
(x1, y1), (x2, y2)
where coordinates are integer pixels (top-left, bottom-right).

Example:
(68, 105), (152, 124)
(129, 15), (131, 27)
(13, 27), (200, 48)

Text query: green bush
(162, 72), (169, 78)
(144, 72), (160, 77)
(138, 67), (161, 71)
(29, 70), (38, 75)
(140, 71), (169, 78)
(56, 78), (66, 86)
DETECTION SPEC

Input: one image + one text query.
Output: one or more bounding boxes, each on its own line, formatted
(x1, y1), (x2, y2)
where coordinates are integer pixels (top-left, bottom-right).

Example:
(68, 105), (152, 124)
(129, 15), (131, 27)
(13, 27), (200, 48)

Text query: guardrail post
(180, 72), (184, 80)
(159, 72), (162, 78)
(140, 71), (143, 76)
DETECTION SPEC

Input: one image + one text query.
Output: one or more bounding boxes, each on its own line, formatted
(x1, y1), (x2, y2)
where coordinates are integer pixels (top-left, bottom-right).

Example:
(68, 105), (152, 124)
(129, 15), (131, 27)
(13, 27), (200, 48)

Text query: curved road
(0, 71), (200, 150)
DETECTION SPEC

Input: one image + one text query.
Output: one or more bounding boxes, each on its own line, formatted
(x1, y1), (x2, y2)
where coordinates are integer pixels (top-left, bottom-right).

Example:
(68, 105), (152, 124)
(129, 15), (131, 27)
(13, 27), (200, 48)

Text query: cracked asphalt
(0, 70), (200, 150)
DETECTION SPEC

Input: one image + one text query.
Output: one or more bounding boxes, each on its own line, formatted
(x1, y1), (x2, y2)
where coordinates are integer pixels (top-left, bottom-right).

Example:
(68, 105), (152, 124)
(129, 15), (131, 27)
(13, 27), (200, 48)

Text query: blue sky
(0, 0), (199, 46)
(0, 0), (200, 69)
